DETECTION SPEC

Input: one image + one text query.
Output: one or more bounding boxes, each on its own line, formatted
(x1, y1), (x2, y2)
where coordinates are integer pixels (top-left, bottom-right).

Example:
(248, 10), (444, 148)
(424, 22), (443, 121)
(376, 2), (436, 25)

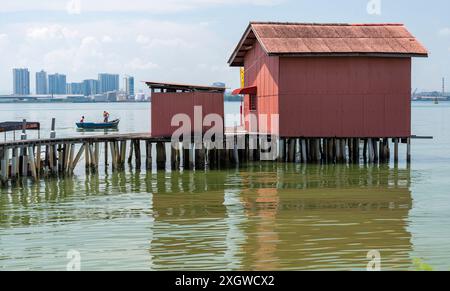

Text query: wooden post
(22, 146), (28, 177)
(368, 138), (374, 163)
(146, 141), (153, 170)
(134, 140), (141, 169)
(373, 139), (379, 163)
(89, 143), (97, 171)
(63, 144), (69, 174)
(183, 143), (191, 170)
(120, 141), (126, 168)
(171, 142), (179, 170)
(278, 138), (285, 162)
(11, 147), (18, 180)
(105, 141), (109, 168)
(301, 139), (307, 163)
(50, 118), (56, 139)
(72, 144), (85, 172)
(36, 145), (42, 177)
(288, 138), (296, 163)
(28, 146), (37, 181)
(1, 147), (9, 185)
(156, 142), (166, 170)
(394, 138), (399, 164)
(110, 142), (117, 170)
(68, 144), (75, 175)
(354, 138), (360, 164)
(363, 139), (368, 163)
(335, 139), (341, 163)
(127, 141), (134, 165)
(195, 142), (206, 170)
(85, 142), (90, 170)
(407, 137), (411, 164)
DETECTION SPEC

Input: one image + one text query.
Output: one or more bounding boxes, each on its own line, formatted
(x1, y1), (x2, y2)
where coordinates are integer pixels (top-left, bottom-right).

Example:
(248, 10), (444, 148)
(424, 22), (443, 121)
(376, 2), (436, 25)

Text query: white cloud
(0, 34), (8, 45)
(26, 25), (79, 40)
(136, 35), (150, 44)
(102, 35), (113, 43)
(0, 0), (283, 14)
(126, 58), (159, 70)
(439, 28), (450, 37)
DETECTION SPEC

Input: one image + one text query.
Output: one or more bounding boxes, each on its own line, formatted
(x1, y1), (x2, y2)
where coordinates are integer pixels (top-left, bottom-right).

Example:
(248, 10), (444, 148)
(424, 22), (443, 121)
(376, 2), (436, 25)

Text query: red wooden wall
(243, 41), (279, 134)
(151, 92), (224, 137)
(277, 57), (412, 138)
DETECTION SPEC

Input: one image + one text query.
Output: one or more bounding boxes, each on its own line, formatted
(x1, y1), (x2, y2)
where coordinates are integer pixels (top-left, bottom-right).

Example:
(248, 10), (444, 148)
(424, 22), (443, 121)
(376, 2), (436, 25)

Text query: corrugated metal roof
(229, 22), (428, 66)
(145, 81), (226, 93)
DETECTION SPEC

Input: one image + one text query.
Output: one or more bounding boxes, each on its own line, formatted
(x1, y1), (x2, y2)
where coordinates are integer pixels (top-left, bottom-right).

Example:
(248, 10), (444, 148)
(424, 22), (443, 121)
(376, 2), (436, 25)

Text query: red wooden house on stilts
(229, 22), (428, 163)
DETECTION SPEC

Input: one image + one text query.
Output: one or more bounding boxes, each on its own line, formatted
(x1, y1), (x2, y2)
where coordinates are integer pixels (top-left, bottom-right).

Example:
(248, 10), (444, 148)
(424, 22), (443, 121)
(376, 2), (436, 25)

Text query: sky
(0, 0), (449, 94)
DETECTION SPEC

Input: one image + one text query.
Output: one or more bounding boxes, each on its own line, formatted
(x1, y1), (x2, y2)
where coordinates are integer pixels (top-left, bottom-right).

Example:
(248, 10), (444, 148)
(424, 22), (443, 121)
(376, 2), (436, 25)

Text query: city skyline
(9, 67), (134, 96)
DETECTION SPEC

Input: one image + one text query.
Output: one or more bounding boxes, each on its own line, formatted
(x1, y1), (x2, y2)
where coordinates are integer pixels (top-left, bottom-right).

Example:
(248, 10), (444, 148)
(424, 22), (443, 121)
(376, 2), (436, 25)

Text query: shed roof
(229, 22), (428, 66)
(145, 81), (226, 93)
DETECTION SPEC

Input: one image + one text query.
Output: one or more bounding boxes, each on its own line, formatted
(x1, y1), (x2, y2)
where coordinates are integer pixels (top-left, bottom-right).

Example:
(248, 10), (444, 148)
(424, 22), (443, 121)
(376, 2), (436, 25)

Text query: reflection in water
(0, 164), (412, 270)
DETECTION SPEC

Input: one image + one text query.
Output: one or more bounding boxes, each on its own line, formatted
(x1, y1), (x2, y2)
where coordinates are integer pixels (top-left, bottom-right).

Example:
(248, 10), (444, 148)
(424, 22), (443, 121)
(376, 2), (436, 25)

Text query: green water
(1, 102), (450, 271)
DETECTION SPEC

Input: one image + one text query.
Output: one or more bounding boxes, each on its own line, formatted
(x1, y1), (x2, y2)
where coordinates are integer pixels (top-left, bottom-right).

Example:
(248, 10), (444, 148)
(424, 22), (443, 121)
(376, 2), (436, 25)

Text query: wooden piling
(134, 140), (141, 169)
(36, 145), (42, 177)
(195, 142), (206, 170)
(156, 142), (166, 170)
(28, 146), (37, 181)
(105, 141), (109, 168)
(407, 137), (411, 164)
(146, 141), (152, 170)
(11, 147), (18, 180)
(1, 147), (9, 185)
(171, 142), (180, 170)
(72, 144), (85, 172)
(394, 138), (399, 164)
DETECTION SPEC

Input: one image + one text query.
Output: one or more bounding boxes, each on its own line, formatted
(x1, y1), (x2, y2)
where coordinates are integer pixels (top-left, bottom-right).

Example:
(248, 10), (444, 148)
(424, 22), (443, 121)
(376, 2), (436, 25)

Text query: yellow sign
(240, 67), (245, 88)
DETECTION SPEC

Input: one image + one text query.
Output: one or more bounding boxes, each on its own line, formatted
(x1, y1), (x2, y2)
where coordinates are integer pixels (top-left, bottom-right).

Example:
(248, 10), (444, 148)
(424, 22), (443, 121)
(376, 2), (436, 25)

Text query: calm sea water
(1, 102), (450, 271)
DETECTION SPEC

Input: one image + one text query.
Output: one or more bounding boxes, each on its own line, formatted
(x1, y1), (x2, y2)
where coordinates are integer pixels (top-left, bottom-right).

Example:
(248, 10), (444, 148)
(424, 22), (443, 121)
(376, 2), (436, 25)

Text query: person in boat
(103, 111), (110, 123)
(80, 116), (85, 123)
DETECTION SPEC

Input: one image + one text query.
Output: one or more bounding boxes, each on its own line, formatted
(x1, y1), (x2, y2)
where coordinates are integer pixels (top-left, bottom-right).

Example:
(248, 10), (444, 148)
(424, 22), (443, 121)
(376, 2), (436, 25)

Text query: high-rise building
(67, 82), (83, 95)
(36, 70), (48, 95)
(13, 68), (30, 95)
(48, 73), (67, 95)
(82, 79), (99, 96)
(98, 73), (119, 93)
(124, 75), (135, 99)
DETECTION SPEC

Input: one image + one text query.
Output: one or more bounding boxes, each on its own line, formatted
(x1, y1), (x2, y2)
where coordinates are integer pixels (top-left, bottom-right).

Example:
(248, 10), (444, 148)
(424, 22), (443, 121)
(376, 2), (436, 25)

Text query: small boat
(76, 119), (120, 130)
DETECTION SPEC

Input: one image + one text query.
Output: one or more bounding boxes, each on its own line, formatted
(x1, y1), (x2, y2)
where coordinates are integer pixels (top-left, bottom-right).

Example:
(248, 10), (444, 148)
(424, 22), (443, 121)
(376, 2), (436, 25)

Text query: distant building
(98, 73), (119, 93)
(36, 70), (48, 95)
(124, 75), (135, 99)
(48, 73), (67, 95)
(106, 91), (118, 102)
(82, 79), (99, 96)
(13, 68), (30, 95)
(212, 82), (226, 88)
(67, 82), (83, 95)
(116, 90), (128, 102)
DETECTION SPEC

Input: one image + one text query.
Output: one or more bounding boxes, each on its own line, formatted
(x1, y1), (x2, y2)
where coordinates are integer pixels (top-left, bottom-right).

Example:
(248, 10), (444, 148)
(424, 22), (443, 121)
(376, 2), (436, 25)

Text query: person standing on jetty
(103, 111), (110, 123)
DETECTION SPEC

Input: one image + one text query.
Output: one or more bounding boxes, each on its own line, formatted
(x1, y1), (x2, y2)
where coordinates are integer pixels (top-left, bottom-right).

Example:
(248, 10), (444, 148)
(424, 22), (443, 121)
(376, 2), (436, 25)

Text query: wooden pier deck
(0, 127), (418, 187)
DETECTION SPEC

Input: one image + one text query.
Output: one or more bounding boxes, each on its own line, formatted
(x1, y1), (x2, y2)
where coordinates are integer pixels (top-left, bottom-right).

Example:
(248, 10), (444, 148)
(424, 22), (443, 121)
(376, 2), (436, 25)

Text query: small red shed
(229, 22), (428, 138)
(147, 82), (225, 138)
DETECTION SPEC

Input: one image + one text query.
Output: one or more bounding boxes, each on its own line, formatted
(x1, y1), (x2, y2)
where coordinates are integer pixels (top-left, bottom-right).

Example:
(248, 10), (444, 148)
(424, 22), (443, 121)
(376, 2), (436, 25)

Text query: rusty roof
(229, 22), (428, 66)
(145, 81), (226, 93)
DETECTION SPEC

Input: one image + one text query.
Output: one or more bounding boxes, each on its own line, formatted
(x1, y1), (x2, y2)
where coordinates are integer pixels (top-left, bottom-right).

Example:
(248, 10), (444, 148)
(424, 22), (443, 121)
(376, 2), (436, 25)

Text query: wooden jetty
(0, 121), (420, 187)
